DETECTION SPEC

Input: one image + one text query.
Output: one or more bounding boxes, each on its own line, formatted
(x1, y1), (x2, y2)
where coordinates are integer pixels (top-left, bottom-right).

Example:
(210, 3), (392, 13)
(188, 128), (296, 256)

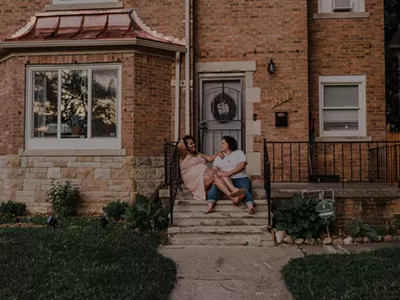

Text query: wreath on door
(210, 92), (237, 122)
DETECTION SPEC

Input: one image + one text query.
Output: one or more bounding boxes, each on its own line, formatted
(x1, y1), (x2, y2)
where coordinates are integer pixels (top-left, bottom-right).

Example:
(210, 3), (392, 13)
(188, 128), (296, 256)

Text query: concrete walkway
(160, 245), (303, 300)
(160, 243), (400, 300)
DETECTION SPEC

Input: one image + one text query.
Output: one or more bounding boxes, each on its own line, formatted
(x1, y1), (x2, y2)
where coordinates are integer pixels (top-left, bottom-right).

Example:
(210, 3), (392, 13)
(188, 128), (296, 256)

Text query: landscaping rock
(383, 235), (394, 242)
(283, 236), (294, 244)
(295, 238), (305, 245)
(322, 237), (332, 245)
(394, 236), (400, 241)
(354, 237), (364, 243)
(333, 238), (343, 245)
(363, 236), (372, 243)
(304, 238), (315, 245)
(377, 236), (382, 242)
(315, 238), (322, 245)
(275, 230), (286, 244)
(343, 236), (353, 245)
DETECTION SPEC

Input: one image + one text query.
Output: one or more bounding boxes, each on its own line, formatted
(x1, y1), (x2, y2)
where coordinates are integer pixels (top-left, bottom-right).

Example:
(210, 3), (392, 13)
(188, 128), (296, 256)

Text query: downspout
(174, 52), (181, 141)
(185, 0), (190, 134)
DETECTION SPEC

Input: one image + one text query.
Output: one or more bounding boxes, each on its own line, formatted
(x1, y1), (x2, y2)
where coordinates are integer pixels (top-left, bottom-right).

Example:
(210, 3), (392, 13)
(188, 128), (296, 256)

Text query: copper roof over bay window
(0, 9), (185, 56)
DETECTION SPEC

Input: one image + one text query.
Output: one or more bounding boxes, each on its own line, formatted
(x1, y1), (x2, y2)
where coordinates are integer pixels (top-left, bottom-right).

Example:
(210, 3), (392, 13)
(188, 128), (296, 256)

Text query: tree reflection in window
(33, 72), (58, 138)
(92, 69), (117, 137)
(61, 70), (88, 138)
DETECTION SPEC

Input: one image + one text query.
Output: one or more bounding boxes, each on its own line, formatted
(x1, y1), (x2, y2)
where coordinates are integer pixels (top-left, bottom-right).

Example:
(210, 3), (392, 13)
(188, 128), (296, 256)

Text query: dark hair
(222, 136), (238, 151)
(182, 135), (198, 154)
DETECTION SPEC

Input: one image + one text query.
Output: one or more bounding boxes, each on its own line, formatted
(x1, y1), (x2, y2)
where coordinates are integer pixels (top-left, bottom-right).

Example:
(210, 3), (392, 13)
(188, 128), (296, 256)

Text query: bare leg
(213, 174), (244, 204)
(221, 177), (246, 198)
(204, 202), (214, 214)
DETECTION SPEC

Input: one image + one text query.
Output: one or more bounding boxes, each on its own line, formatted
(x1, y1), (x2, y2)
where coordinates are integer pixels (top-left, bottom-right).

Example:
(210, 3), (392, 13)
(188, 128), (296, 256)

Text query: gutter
(185, 0), (190, 135)
(0, 38), (186, 57)
(174, 52), (181, 140)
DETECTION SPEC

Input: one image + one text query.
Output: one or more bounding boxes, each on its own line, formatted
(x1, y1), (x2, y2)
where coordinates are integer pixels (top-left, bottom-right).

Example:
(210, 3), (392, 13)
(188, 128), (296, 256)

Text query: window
(318, 0), (365, 13)
(26, 64), (121, 150)
(52, 0), (118, 4)
(319, 75), (366, 137)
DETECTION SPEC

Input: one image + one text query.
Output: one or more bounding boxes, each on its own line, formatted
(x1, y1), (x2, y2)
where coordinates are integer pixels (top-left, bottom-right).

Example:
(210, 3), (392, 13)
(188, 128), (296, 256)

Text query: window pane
(323, 109), (359, 132)
(324, 85), (359, 108)
(61, 70), (88, 138)
(92, 69), (118, 138)
(33, 71), (58, 138)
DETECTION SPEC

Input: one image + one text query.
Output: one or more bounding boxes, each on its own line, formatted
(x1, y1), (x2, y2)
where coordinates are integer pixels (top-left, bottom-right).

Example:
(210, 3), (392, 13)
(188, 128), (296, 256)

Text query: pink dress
(180, 155), (208, 201)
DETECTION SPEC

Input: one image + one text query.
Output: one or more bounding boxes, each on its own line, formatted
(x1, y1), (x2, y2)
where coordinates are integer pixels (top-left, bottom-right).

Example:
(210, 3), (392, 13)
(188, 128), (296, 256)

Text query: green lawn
(0, 224), (176, 300)
(281, 247), (400, 300)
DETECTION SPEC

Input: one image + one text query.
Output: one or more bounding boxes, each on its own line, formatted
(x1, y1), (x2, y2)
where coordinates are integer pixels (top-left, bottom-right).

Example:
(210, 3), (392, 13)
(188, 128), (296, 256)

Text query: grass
(0, 224), (176, 300)
(281, 247), (400, 300)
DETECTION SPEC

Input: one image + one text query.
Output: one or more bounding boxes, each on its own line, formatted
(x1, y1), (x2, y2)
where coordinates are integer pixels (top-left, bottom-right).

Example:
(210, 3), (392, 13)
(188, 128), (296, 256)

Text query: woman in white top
(207, 136), (256, 214)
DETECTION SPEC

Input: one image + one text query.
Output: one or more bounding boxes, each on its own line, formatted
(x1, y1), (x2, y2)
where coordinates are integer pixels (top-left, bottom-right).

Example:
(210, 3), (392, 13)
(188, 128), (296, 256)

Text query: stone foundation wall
(0, 155), (164, 214)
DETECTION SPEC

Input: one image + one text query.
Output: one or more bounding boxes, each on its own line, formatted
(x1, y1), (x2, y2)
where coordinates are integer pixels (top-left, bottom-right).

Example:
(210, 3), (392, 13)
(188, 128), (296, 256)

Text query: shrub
(47, 180), (80, 218)
(123, 194), (168, 232)
(0, 201), (26, 216)
(347, 218), (378, 242)
(103, 201), (129, 221)
(394, 215), (400, 229)
(274, 194), (330, 240)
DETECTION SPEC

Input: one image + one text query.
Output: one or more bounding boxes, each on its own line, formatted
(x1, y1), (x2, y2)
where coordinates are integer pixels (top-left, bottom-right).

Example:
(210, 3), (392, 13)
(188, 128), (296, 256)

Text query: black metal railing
(263, 140), (400, 187)
(263, 139), (272, 227)
(369, 144), (400, 186)
(163, 139), (181, 225)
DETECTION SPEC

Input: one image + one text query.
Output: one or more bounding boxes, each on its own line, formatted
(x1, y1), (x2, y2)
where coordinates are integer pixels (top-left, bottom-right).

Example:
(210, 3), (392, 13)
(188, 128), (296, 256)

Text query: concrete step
(175, 199), (268, 206)
(175, 189), (267, 200)
(174, 211), (269, 219)
(172, 217), (268, 227)
(173, 203), (268, 212)
(169, 233), (274, 247)
(168, 225), (269, 234)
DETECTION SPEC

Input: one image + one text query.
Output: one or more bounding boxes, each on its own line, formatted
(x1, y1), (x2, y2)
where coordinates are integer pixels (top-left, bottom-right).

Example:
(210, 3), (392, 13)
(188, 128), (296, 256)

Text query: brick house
(0, 0), (386, 214)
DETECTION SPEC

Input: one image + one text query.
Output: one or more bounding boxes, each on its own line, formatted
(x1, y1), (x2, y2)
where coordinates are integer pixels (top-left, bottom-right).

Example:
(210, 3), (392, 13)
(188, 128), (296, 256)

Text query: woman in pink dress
(178, 135), (245, 213)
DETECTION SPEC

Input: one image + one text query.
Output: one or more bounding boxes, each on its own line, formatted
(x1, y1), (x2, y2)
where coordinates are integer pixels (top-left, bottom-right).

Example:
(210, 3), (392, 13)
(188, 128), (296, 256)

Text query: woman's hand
(217, 152), (225, 159)
(217, 171), (231, 177)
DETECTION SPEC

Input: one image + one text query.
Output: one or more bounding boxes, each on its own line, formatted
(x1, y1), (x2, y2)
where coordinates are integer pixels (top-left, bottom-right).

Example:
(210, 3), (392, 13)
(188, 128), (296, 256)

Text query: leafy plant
(0, 201), (26, 216)
(394, 215), (400, 229)
(123, 194), (168, 232)
(347, 218), (378, 242)
(274, 194), (330, 240)
(103, 201), (129, 221)
(47, 181), (80, 218)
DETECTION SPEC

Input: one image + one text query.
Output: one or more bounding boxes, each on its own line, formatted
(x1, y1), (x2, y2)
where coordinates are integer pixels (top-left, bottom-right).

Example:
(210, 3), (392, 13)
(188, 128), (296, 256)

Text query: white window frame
(318, 0), (365, 13)
(26, 64), (122, 150)
(319, 75), (366, 138)
(52, 0), (118, 4)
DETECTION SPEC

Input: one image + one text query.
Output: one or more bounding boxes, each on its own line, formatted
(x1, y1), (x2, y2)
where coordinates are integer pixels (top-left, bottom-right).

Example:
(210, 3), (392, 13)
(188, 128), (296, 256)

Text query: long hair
(222, 136), (238, 151)
(182, 135), (198, 155)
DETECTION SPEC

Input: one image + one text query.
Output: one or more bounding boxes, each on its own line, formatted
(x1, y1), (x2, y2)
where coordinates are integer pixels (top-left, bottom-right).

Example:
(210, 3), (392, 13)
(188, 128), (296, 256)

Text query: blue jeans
(207, 177), (254, 205)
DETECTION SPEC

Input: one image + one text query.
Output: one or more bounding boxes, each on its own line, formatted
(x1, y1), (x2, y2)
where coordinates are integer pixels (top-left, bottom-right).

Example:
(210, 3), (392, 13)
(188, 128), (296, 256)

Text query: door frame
(198, 73), (246, 154)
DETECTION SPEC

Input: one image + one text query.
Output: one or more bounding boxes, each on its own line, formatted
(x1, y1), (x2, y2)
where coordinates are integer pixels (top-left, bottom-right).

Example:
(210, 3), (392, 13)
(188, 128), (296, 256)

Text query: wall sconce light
(268, 59), (276, 75)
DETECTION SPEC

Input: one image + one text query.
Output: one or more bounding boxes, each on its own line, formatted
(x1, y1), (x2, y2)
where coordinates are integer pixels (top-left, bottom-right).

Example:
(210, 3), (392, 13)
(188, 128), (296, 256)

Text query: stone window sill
(315, 136), (372, 142)
(45, 2), (123, 11)
(19, 149), (126, 157)
(313, 12), (370, 20)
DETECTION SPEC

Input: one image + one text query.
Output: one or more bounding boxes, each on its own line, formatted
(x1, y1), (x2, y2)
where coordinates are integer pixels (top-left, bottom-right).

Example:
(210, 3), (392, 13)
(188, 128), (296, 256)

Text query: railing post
(164, 138), (168, 186)
(264, 139), (272, 227)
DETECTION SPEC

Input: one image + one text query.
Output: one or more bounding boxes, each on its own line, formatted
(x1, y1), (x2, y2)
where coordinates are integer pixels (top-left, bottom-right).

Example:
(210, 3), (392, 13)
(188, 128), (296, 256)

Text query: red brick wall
(308, 0), (386, 140)
(133, 53), (174, 156)
(195, 0), (310, 147)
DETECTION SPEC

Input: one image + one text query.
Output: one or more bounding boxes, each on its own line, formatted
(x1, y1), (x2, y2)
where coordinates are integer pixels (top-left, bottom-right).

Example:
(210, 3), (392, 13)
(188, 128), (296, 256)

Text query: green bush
(347, 218), (378, 242)
(0, 201), (26, 216)
(123, 194), (168, 232)
(103, 201), (129, 221)
(47, 180), (80, 218)
(394, 215), (400, 229)
(274, 194), (330, 240)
